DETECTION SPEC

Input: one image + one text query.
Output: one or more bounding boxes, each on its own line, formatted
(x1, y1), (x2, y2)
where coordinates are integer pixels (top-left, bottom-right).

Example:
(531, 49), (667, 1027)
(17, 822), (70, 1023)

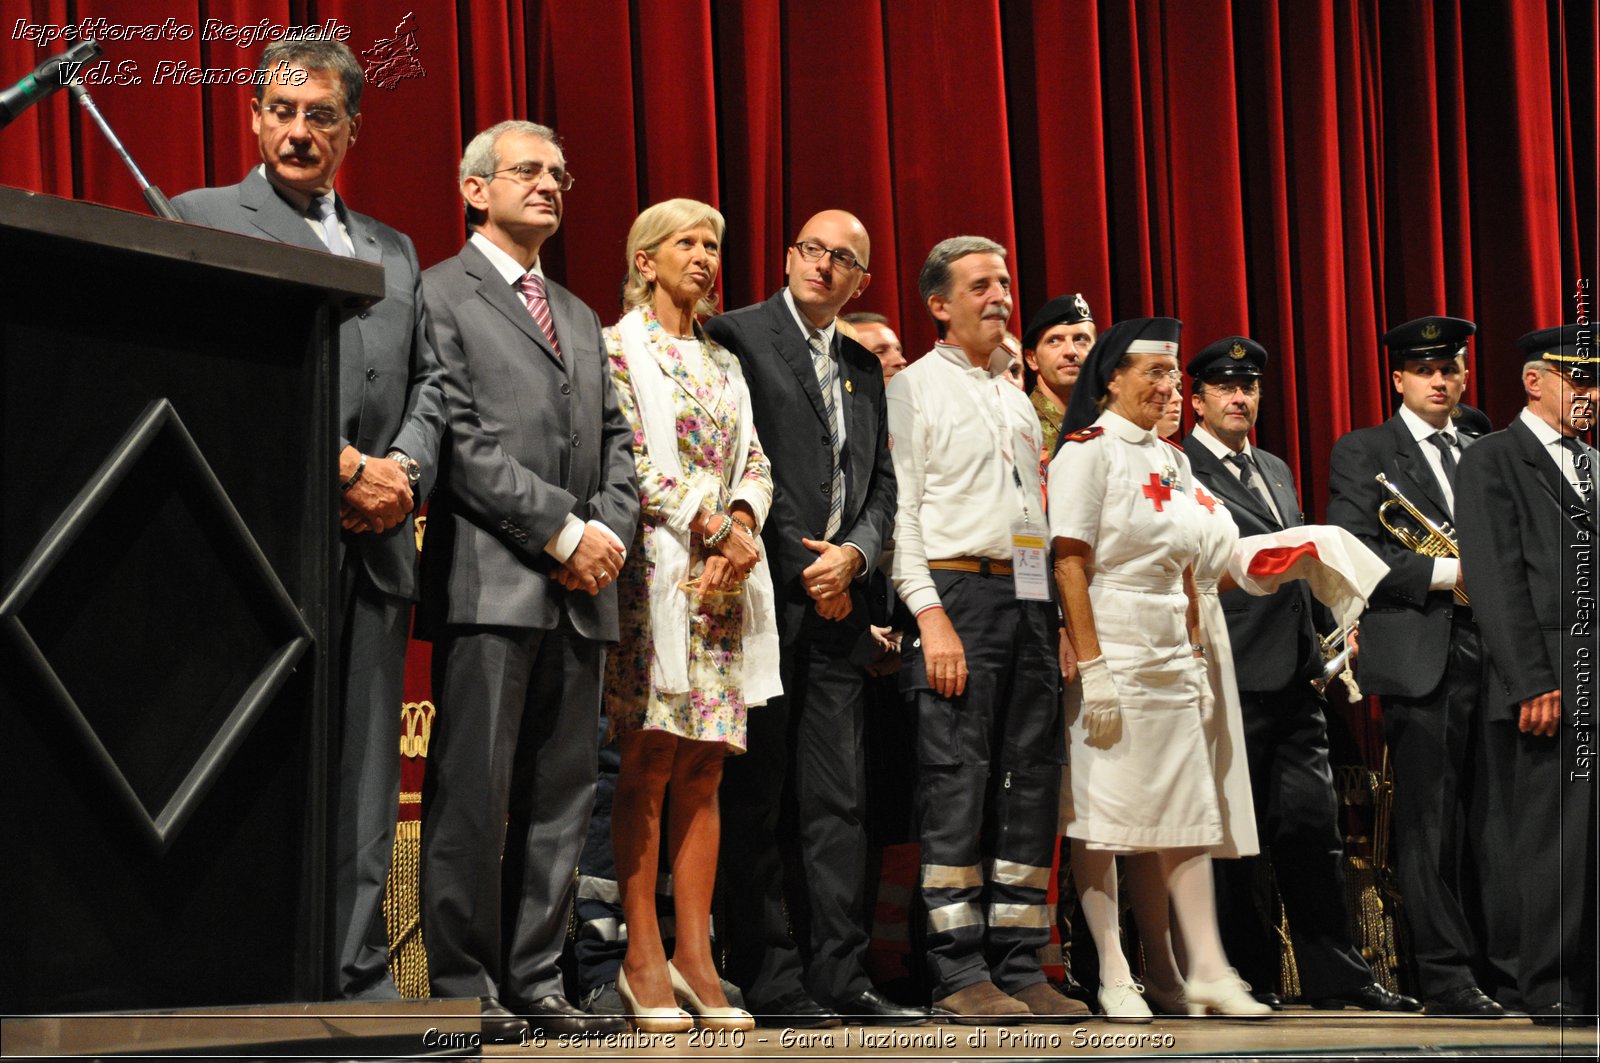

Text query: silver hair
(459, 120), (562, 227)
(622, 198), (726, 318)
(255, 39), (364, 114)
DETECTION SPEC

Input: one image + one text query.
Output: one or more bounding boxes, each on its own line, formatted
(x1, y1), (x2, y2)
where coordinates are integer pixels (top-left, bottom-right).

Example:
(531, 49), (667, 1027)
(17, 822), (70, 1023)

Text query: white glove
(1193, 656), (1215, 730)
(1077, 655), (1122, 745)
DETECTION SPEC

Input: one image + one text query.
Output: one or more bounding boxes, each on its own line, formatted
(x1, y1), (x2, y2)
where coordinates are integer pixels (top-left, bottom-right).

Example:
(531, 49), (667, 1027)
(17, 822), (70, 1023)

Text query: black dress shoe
(1422, 985), (1506, 1018)
(481, 997), (530, 1044)
(829, 987), (930, 1025)
(748, 989), (843, 1029)
(1314, 982), (1421, 1012)
(1254, 991), (1284, 1010)
(1529, 1003), (1595, 1027)
(512, 993), (629, 1034)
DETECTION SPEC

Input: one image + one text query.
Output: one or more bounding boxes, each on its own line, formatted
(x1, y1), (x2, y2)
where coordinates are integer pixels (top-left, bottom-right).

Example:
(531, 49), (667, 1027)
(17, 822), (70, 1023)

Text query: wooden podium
(0, 187), (383, 1012)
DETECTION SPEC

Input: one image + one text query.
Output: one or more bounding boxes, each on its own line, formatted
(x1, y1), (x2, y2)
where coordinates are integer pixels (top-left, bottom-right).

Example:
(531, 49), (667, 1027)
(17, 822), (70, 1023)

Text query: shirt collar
(1518, 406), (1566, 447)
(257, 162), (324, 215)
(782, 288), (835, 349)
(471, 231), (544, 286)
(1398, 403), (1455, 443)
(933, 340), (1009, 377)
(1100, 408), (1156, 444)
(1193, 422), (1252, 461)
(1030, 387), (1063, 419)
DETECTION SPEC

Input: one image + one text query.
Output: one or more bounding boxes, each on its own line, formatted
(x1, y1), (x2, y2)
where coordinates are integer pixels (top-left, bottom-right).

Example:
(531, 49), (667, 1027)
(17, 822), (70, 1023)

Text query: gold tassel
(386, 817), (430, 998)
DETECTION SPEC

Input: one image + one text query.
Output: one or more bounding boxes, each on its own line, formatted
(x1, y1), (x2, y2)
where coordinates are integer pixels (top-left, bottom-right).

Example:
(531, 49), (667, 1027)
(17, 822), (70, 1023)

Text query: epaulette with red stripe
(1061, 426), (1104, 444)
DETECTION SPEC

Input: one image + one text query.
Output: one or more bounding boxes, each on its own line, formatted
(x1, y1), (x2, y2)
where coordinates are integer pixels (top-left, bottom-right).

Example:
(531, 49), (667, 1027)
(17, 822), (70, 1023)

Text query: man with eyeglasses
(704, 212), (919, 1027)
(1183, 337), (1418, 1014)
(1327, 316), (1507, 1017)
(173, 39), (444, 1004)
(886, 236), (1084, 1023)
(1455, 325), (1598, 1027)
(415, 120), (637, 1043)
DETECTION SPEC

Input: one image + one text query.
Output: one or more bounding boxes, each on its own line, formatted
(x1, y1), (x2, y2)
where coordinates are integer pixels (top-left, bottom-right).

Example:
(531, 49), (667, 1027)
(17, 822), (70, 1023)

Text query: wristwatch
(387, 450), (422, 490)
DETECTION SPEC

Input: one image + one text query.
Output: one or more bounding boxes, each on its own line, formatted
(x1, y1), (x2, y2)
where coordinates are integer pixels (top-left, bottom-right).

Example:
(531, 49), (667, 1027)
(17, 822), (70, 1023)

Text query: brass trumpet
(1375, 473), (1469, 605)
(1313, 622), (1359, 696)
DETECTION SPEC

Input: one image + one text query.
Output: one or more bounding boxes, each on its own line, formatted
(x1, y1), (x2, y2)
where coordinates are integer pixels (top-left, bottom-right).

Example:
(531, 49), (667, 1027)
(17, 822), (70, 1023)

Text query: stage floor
(5, 1004), (1595, 1060)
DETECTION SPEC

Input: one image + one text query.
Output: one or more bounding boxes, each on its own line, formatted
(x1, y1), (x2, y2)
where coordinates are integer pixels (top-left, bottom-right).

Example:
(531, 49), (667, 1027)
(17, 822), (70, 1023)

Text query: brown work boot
(931, 981), (1030, 1025)
(1011, 980), (1092, 1022)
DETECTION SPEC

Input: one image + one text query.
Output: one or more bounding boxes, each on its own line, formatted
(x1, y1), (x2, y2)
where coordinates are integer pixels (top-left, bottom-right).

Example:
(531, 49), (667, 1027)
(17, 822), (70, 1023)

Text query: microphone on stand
(0, 39), (102, 128)
(68, 79), (181, 221)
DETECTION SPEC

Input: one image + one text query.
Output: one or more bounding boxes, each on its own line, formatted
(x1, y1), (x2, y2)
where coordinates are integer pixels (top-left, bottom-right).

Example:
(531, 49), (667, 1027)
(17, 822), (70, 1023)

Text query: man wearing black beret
(1455, 325), (1598, 1026)
(1023, 293), (1097, 474)
(1184, 337), (1417, 1012)
(1326, 316), (1505, 1017)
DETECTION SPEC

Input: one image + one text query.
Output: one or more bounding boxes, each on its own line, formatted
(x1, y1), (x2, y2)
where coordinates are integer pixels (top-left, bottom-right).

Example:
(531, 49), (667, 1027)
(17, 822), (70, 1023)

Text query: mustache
(981, 307), (1010, 321)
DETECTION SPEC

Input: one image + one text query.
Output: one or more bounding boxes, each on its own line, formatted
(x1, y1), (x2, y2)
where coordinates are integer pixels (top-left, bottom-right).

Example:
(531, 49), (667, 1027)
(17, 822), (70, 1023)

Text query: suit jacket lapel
(239, 170), (327, 253)
(461, 243), (565, 371)
(1256, 451), (1299, 529)
(343, 208), (382, 264)
(766, 294), (831, 430)
(1511, 418), (1594, 530)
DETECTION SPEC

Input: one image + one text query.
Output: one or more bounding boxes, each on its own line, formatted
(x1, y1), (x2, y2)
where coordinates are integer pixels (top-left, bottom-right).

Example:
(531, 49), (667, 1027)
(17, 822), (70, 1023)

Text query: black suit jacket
(417, 240), (639, 642)
(172, 169), (446, 600)
(1184, 432), (1321, 691)
(705, 292), (897, 641)
(1326, 414), (1479, 698)
(1456, 417), (1599, 720)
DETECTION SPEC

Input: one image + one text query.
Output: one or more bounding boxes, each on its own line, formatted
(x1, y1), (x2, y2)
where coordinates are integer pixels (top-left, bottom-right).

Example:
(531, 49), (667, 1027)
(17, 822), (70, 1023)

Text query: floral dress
(602, 306), (773, 752)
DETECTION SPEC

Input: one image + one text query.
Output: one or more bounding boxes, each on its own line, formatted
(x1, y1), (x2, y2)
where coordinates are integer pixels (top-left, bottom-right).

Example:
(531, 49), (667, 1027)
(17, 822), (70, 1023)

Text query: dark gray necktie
(1428, 430), (1459, 490)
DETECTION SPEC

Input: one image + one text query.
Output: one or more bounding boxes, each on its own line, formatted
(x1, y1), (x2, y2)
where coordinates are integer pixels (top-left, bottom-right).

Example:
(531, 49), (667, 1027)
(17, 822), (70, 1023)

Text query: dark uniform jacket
(1326, 414), (1480, 698)
(705, 292), (897, 642)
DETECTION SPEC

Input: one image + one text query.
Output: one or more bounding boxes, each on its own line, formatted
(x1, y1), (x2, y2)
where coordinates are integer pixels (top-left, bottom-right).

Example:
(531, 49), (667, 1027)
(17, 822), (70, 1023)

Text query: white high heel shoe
(668, 962), (755, 1031)
(1097, 979), (1154, 1023)
(616, 966), (694, 1033)
(1183, 970), (1273, 1017)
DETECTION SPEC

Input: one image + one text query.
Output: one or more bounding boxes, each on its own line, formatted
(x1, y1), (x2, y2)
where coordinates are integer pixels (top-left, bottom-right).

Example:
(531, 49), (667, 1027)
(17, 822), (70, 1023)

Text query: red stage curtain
(3, 0), (1592, 534)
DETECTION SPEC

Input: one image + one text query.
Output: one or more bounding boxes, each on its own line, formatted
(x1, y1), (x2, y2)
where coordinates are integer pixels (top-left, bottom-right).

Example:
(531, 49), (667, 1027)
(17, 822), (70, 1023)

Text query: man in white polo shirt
(887, 236), (1083, 1024)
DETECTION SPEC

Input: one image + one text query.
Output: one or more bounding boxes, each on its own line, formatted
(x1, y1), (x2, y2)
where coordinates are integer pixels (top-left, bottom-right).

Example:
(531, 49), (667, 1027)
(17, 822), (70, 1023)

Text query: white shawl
(617, 308), (782, 706)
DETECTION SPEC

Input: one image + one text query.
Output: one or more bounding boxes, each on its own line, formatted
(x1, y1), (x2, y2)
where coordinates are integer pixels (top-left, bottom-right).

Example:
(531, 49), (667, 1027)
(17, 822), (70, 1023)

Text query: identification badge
(1011, 520), (1050, 601)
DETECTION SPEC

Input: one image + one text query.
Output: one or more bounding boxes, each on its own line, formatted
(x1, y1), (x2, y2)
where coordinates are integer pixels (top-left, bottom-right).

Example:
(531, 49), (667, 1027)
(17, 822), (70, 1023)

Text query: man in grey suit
(1183, 337), (1416, 1013)
(172, 39), (445, 1003)
(705, 212), (922, 1026)
(417, 120), (638, 1042)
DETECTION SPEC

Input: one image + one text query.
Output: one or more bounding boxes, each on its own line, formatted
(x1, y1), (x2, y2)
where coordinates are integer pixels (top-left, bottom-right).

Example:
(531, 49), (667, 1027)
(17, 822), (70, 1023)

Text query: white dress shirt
(1397, 404), (1461, 591)
(887, 342), (1044, 616)
(1519, 407), (1595, 499)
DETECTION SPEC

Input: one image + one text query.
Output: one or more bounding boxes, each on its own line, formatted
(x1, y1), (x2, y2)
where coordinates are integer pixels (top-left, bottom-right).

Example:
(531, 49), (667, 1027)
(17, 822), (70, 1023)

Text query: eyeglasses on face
(1203, 380), (1261, 397)
(260, 102), (349, 131)
(485, 162), (575, 191)
(1131, 366), (1182, 385)
(791, 240), (864, 272)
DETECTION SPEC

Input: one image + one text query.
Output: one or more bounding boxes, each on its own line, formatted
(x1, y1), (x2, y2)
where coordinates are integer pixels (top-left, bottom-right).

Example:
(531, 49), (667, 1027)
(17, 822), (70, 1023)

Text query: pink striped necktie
(517, 272), (562, 358)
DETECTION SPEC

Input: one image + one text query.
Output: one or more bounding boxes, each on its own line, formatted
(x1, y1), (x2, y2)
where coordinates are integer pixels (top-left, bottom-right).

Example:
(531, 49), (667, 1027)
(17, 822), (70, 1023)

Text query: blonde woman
(602, 199), (777, 1032)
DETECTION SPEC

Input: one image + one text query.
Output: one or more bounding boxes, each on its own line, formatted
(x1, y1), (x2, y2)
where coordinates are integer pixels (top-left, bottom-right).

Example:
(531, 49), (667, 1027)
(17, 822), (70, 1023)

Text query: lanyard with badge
(981, 375), (1050, 601)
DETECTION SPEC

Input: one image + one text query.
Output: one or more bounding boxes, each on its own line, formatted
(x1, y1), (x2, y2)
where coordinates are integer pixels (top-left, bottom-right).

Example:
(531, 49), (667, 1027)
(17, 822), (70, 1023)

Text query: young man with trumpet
(1326, 316), (1507, 1017)
(1184, 337), (1416, 1012)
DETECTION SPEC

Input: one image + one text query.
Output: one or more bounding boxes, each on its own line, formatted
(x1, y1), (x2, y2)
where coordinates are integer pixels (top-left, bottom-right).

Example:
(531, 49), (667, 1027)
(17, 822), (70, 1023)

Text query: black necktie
(1227, 452), (1275, 519)
(1561, 436), (1594, 504)
(1428, 431), (1458, 490)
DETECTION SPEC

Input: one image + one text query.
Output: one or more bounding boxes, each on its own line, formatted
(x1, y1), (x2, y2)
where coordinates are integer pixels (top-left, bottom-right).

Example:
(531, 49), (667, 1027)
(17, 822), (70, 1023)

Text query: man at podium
(172, 38), (445, 1002)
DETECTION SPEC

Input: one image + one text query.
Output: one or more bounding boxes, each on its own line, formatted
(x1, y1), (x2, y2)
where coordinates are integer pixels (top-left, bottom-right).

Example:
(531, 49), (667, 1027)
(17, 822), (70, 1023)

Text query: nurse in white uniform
(1049, 318), (1268, 1021)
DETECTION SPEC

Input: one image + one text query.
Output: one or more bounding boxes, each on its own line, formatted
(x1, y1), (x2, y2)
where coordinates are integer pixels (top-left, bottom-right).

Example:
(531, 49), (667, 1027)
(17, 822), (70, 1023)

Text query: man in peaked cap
(1023, 293), (1097, 471)
(1184, 336), (1418, 1012)
(1327, 315), (1507, 1017)
(1455, 324), (1598, 1026)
